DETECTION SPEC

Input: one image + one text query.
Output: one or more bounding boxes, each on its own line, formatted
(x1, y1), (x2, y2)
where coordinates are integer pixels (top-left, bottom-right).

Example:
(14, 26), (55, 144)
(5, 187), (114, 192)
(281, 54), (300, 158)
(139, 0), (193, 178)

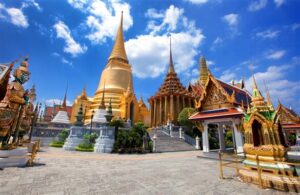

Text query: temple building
(0, 62), (13, 101)
(276, 102), (300, 146)
(189, 57), (251, 153)
(149, 39), (194, 127)
(70, 87), (91, 123)
(70, 12), (149, 125)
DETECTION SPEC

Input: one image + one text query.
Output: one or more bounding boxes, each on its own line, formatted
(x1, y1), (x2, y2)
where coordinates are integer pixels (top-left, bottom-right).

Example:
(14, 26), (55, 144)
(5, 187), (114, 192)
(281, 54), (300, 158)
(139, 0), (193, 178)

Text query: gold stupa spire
(251, 74), (266, 108)
(99, 81), (106, 109)
(200, 56), (209, 86)
(264, 81), (273, 109)
(108, 11), (128, 63)
(168, 35), (175, 73)
(61, 84), (68, 110)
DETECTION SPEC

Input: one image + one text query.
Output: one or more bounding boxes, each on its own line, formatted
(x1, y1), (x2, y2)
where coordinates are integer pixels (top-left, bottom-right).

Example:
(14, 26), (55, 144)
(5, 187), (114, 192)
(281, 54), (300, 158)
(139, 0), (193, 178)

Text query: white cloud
(245, 65), (300, 112)
(274, 0), (285, 7)
(222, 13), (238, 26)
(145, 8), (164, 19)
(256, 29), (280, 39)
(292, 23), (300, 31)
(67, 0), (133, 44)
(53, 20), (87, 57)
(210, 36), (223, 50)
(219, 70), (237, 82)
(21, 0), (42, 11)
(61, 58), (73, 67)
(206, 60), (215, 66)
(0, 1), (41, 28)
(45, 99), (72, 106)
(146, 5), (184, 34)
(125, 5), (205, 79)
(0, 3), (28, 28)
(185, 0), (208, 4)
(67, 0), (88, 9)
(248, 0), (268, 12)
(266, 50), (286, 60)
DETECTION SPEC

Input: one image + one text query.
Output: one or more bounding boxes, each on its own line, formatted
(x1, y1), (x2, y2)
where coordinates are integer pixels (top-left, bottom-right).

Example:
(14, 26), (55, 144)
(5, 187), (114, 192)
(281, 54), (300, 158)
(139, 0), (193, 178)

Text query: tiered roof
(150, 38), (192, 100)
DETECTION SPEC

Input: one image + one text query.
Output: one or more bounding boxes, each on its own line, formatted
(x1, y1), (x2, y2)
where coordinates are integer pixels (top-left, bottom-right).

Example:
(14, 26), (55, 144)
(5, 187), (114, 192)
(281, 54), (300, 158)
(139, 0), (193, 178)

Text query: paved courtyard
(0, 147), (295, 195)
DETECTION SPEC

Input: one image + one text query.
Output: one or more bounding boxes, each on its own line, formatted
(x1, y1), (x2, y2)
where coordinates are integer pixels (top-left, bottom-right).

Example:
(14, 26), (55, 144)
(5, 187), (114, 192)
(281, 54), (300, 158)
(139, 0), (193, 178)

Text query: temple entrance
(252, 120), (262, 146)
(201, 119), (244, 154)
(129, 101), (134, 125)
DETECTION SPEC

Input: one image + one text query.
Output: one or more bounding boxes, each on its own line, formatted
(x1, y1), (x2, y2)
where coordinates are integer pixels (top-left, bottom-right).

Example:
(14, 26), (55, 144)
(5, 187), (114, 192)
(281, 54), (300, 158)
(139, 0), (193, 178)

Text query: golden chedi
(82, 12), (149, 125)
(70, 87), (91, 123)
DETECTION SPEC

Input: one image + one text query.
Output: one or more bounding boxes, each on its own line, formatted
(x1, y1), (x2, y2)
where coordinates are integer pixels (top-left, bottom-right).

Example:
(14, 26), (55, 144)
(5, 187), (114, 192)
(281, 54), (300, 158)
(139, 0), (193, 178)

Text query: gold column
(189, 97), (192, 107)
(153, 99), (156, 126)
(182, 96), (185, 109)
(159, 97), (162, 125)
(176, 95), (180, 119)
(170, 95), (174, 121)
(150, 100), (153, 127)
(164, 96), (167, 123)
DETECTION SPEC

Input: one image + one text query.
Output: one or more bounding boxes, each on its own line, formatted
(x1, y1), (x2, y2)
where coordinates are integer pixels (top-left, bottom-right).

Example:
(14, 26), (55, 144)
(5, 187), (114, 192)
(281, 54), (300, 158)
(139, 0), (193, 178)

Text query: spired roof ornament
(250, 75), (268, 110)
(151, 37), (192, 98)
(108, 11), (128, 64)
(75, 104), (84, 126)
(200, 56), (209, 86)
(99, 81), (106, 109)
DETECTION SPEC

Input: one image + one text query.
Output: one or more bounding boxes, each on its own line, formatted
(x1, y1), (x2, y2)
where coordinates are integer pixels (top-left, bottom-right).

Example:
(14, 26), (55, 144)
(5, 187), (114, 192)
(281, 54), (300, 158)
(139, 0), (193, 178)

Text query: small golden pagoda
(80, 12), (149, 125)
(239, 75), (298, 191)
(149, 38), (194, 127)
(70, 87), (91, 123)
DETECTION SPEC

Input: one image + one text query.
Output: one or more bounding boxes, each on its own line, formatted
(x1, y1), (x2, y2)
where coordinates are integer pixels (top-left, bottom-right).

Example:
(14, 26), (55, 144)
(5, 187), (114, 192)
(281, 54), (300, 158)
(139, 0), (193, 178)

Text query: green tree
(178, 107), (196, 130)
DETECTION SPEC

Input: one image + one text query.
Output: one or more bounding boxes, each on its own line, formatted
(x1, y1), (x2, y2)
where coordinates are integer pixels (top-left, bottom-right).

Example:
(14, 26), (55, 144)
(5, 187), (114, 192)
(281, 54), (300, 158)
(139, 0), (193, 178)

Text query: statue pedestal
(0, 148), (28, 168)
(94, 126), (115, 153)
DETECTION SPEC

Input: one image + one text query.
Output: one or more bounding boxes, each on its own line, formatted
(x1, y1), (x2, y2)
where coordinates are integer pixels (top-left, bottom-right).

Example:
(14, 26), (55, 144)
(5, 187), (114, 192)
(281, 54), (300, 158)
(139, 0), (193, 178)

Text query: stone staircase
(149, 128), (195, 152)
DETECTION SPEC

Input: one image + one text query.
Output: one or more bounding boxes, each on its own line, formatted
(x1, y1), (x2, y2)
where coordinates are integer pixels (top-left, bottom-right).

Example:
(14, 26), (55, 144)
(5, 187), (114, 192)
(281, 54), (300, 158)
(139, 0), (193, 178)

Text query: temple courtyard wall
(0, 147), (293, 195)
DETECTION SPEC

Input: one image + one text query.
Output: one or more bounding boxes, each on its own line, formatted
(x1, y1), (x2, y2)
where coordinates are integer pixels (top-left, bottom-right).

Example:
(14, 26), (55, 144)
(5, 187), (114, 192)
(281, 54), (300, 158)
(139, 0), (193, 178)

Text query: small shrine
(238, 76), (299, 191)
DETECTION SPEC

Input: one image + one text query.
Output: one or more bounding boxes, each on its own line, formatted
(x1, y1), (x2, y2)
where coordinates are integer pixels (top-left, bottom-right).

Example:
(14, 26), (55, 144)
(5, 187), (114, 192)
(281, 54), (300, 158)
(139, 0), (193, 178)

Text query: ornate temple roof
(149, 38), (192, 100)
(276, 101), (300, 124)
(189, 108), (244, 120)
(108, 11), (128, 64)
(0, 62), (13, 100)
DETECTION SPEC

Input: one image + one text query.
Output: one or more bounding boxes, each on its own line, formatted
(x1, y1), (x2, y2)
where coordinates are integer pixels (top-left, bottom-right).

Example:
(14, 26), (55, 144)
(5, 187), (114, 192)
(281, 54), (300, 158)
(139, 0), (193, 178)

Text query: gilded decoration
(0, 57), (30, 143)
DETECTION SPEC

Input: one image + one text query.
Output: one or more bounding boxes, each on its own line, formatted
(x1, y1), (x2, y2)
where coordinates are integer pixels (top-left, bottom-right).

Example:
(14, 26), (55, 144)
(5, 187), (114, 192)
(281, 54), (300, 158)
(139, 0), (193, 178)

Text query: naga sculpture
(0, 57), (30, 146)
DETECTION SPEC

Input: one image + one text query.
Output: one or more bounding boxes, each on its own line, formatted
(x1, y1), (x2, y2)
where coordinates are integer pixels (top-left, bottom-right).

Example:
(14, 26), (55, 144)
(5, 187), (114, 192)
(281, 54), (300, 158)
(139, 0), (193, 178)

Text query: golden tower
(84, 12), (149, 125)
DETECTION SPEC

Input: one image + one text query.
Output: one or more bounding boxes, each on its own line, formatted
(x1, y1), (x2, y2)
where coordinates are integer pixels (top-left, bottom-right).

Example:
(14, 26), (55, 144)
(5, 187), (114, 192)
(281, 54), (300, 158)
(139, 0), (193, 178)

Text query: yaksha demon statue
(20, 85), (36, 136)
(0, 57), (30, 145)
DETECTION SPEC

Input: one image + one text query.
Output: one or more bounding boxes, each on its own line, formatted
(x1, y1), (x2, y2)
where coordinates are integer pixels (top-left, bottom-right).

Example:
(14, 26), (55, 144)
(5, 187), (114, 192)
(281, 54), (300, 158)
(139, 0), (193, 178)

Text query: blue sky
(1, 0), (300, 113)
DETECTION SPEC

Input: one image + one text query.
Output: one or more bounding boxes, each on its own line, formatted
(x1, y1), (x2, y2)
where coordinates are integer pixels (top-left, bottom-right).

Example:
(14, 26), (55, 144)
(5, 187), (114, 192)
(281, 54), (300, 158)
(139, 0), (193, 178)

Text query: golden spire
(108, 11), (128, 63)
(264, 81), (273, 109)
(61, 84), (68, 110)
(251, 74), (266, 108)
(80, 85), (87, 100)
(99, 81), (106, 109)
(168, 35), (175, 74)
(200, 56), (209, 86)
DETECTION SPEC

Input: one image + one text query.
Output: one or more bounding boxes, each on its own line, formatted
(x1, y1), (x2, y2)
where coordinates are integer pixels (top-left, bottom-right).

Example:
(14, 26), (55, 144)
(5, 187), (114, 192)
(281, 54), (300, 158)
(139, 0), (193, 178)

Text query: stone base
(0, 148), (28, 168)
(94, 136), (114, 153)
(63, 137), (84, 151)
(239, 169), (300, 192)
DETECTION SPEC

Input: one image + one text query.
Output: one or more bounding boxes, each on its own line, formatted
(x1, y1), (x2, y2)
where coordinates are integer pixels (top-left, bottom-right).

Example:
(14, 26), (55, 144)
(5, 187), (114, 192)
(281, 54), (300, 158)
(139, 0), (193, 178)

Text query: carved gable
(278, 107), (299, 124)
(201, 81), (229, 111)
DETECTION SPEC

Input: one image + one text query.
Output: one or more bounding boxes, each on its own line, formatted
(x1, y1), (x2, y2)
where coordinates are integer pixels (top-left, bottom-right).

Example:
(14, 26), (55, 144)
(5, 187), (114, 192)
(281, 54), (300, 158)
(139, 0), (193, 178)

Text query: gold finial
(108, 11), (128, 63)
(168, 35), (175, 74)
(99, 81), (106, 109)
(200, 55), (208, 86)
(61, 84), (68, 110)
(264, 81), (273, 109)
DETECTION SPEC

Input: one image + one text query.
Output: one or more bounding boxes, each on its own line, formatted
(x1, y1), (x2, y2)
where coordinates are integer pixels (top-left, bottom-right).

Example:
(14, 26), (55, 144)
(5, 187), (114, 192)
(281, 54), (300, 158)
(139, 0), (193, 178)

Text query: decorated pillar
(159, 97), (162, 124)
(170, 95), (174, 121)
(182, 96), (185, 109)
(164, 96), (167, 123)
(188, 97), (192, 107)
(176, 95), (180, 118)
(218, 124), (225, 151)
(232, 120), (244, 153)
(202, 122), (209, 152)
(153, 99), (157, 126)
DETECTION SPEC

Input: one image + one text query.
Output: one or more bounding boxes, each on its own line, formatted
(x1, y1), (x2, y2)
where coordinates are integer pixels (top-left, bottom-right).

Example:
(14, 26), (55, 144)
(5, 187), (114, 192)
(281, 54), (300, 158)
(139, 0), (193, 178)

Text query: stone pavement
(0, 147), (295, 195)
